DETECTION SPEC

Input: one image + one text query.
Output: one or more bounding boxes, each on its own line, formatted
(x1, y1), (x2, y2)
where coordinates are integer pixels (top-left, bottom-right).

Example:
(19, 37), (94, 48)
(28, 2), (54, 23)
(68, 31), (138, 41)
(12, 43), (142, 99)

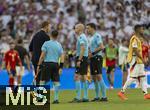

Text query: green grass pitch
(50, 89), (150, 110)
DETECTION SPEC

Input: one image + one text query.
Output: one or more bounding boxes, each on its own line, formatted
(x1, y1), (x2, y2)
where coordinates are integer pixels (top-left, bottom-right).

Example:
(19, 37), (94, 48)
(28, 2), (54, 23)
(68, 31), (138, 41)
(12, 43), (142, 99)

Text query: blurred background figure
(0, 0), (149, 55)
(105, 38), (118, 89)
(118, 39), (129, 85)
(15, 38), (30, 71)
(2, 41), (23, 91)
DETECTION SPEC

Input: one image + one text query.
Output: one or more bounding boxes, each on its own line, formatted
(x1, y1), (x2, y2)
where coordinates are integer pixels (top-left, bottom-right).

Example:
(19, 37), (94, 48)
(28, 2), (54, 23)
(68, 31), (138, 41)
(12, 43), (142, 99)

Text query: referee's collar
(79, 33), (84, 38)
(51, 39), (57, 41)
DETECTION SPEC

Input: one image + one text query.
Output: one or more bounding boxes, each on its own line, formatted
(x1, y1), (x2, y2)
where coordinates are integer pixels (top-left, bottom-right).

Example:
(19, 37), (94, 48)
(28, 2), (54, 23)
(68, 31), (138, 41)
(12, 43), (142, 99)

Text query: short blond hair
(41, 21), (50, 28)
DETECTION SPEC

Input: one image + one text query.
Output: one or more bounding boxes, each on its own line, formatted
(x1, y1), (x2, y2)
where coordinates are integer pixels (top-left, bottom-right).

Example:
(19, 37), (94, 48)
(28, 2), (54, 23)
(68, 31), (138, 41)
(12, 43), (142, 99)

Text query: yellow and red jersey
(4, 50), (22, 70)
(127, 34), (143, 64)
(142, 44), (149, 59)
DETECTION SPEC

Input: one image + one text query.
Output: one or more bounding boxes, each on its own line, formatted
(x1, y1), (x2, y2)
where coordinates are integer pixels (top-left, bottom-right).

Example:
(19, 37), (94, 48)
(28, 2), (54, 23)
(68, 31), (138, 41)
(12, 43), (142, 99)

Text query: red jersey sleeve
(3, 51), (10, 69)
(142, 44), (149, 58)
(4, 52), (8, 62)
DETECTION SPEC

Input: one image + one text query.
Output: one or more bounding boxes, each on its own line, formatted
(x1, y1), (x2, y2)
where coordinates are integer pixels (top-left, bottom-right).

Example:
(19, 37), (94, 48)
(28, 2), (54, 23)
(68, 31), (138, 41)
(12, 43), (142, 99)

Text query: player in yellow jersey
(118, 24), (150, 100)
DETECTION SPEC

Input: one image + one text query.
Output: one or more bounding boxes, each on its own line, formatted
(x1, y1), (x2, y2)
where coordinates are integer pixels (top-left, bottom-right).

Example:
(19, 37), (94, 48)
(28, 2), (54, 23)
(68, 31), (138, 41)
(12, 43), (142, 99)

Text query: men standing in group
(86, 23), (108, 101)
(118, 24), (150, 100)
(36, 30), (64, 104)
(71, 23), (89, 102)
(29, 21), (50, 84)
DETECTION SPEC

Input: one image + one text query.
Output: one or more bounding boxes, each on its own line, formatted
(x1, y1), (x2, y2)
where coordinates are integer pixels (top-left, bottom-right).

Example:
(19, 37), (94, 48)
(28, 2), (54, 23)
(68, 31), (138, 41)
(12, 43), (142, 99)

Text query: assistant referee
(36, 30), (65, 104)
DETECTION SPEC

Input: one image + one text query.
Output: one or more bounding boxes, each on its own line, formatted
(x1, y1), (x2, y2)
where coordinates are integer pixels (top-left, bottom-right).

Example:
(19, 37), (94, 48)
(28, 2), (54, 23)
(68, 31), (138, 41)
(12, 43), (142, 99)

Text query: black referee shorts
(90, 55), (103, 75)
(40, 62), (59, 82)
(75, 56), (88, 75)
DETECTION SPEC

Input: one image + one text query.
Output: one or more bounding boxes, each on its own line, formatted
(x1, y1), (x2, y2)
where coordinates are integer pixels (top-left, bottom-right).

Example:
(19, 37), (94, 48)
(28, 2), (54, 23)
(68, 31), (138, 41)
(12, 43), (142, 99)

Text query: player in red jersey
(3, 41), (23, 91)
(141, 39), (149, 65)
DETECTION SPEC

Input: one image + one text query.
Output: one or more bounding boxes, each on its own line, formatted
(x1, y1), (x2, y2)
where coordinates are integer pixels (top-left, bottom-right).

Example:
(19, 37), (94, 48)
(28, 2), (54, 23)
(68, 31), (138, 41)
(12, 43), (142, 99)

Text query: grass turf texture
(50, 89), (150, 110)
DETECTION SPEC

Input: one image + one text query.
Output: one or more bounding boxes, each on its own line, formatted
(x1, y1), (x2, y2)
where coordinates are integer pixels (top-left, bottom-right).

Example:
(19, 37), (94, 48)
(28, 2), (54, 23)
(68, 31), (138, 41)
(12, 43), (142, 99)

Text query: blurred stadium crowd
(0, 0), (149, 68)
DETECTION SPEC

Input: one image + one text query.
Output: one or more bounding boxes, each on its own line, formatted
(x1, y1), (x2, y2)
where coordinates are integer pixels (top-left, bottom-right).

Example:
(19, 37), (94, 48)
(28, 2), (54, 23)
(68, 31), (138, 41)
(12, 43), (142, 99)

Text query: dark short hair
(51, 30), (58, 38)
(17, 38), (23, 44)
(134, 24), (143, 31)
(111, 26), (116, 29)
(86, 23), (96, 30)
(41, 21), (50, 28)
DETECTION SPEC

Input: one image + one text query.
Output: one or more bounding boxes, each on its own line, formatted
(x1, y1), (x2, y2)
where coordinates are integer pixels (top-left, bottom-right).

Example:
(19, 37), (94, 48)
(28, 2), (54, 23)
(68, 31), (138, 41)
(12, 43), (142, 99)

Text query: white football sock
(139, 77), (148, 95)
(121, 78), (137, 93)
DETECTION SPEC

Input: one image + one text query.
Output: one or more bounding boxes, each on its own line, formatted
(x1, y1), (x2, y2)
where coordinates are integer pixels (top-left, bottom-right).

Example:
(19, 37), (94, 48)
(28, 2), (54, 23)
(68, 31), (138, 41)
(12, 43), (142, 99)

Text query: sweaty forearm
(38, 57), (44, 66)
(29, 52), (33, 60)
(60, 53), (65, 63)
(37, 52), (45, 66)
(18, 58), (22, 67)
(79, 47), (84, 60)
(59, 53), (65, 68)
(25, 55), (30, 70)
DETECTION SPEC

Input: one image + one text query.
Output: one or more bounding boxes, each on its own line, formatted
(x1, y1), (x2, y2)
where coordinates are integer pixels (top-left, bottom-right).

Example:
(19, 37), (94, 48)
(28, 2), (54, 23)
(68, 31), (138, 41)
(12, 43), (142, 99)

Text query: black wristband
(59, 63), (64, 69)
(92, 49), (103, 56)
(92, 51), (97, 56)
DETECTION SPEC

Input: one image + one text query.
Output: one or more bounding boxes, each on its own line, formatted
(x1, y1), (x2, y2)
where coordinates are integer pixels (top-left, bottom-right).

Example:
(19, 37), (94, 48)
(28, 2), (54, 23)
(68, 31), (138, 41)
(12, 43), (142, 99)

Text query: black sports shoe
(99, 97), (108, 102)
(91, 97), (100, 102)
(69, 98), (81, 103)
(52, 100), (59, 104)
(82, 98), (89, 102)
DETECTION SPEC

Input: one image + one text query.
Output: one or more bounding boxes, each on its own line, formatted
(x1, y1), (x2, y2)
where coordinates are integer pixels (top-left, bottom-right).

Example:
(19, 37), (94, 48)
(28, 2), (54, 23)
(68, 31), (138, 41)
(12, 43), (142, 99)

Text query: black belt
(76, 56), (88, 58)
(132, 55), (136, 56)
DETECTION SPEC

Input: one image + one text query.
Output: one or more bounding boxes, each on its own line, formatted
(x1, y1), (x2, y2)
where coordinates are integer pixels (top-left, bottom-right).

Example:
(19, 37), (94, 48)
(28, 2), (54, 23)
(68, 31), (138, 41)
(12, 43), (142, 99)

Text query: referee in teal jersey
(36, 30), (65, 104)
(86, 23), (107, 102)
(71, 23), (89, 103)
